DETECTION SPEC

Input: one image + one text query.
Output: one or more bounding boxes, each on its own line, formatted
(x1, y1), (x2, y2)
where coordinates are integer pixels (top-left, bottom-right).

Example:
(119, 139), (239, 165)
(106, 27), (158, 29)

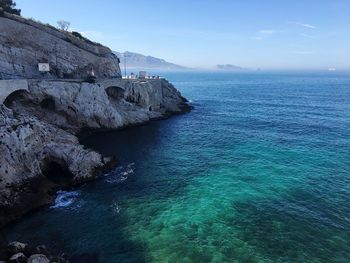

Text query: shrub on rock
(0, 0), (21, 16)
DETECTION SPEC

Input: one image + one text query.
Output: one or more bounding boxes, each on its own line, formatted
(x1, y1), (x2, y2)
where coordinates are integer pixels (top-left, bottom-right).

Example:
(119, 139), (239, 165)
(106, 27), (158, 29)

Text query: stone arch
(105, 86), (125, 100)
(3, 89), (30, 108)
(40, 157), (74, 185)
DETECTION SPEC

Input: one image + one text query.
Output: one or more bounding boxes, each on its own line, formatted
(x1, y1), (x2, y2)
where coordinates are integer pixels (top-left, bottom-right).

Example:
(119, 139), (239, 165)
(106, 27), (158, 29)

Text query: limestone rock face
(0, 78), (190, 227)
(0, 104), (104, 226)
(0, 105), (103, 185)
(0, 14), (121, 79)
(7, 79), (189, 133)
(123, 79), (187, 112)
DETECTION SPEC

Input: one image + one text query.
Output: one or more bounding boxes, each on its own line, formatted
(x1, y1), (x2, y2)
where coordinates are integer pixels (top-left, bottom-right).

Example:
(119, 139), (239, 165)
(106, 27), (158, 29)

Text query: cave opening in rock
(39, 97), (56, 111)
(3, 90), (30, 108)
(105, 86), (125, 100)
(41, 158), (74, 185)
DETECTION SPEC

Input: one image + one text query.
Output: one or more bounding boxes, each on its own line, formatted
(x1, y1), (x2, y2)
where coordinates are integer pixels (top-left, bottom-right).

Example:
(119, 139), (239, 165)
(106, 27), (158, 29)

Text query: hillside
(0, 12), (121, 79)
(114, 51), (187, 70)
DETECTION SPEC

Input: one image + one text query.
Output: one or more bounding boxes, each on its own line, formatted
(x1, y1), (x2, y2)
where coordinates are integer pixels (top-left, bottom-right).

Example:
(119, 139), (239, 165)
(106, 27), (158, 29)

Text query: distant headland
(216, 64), (247, 71)
(114, 51), (187, 70)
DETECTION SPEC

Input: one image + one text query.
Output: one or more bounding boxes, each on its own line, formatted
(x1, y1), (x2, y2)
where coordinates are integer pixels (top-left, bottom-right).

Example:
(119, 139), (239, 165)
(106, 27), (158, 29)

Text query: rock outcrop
(5, 78), (189, 133)
(0, 104), (106, 226)
(0, 13), (121, 79)
(0, 78), (190, 227)
(0, 241), (68, 262)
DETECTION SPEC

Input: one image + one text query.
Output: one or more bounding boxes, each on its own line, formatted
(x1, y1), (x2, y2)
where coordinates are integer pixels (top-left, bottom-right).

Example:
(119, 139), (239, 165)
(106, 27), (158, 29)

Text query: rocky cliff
(0, 13), (121, 79)
(0, 13), (191, 227)
(0, 78), (190, 227)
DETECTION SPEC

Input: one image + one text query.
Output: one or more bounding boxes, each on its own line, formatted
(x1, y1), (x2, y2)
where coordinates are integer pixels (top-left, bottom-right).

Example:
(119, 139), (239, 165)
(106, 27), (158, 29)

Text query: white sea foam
(50, 190), (80, 209)
(111, 201), (121, 214)
(105, 163), (135, 184)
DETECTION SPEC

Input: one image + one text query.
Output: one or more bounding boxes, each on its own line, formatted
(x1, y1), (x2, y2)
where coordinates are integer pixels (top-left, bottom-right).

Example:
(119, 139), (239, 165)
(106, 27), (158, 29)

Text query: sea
(5, 71), (350, 263)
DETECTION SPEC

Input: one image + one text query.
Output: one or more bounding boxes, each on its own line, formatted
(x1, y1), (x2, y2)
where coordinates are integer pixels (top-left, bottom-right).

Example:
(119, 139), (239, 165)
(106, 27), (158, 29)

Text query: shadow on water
(81, 114), (200, 196)
(4, 121), (172, 262)
(4, 204), (150, 263)
(78, 117), (200, 262)
(5, 115), (196, 262)
(81, 120), (166, 161)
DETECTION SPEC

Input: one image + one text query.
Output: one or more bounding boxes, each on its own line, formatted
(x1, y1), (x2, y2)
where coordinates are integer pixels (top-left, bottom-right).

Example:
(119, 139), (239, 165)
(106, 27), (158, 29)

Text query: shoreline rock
(0, 241), (68, 262)
(0, 78), (191, 228)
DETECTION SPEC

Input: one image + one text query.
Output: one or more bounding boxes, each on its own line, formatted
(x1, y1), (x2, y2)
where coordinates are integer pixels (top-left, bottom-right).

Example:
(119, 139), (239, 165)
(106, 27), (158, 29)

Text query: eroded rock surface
(0, 104), (105, 226)
(0, 78), (190, 227)
(0, 13), (121, 79)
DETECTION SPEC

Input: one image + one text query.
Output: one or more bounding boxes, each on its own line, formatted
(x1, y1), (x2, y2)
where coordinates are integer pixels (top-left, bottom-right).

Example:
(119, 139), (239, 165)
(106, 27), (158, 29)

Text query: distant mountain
(114, 51), (187, 70)
(216, 64), (246, 71)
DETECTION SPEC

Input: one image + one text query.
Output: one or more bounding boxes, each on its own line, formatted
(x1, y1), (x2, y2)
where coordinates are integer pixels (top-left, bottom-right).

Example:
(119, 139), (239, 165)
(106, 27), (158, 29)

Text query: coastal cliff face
(0, 13), (191, 227)
(7, 78), (188, 132)
(0, 104), (105, 226)
(0, 78), (190, 227)
(0, 13), (121, 79)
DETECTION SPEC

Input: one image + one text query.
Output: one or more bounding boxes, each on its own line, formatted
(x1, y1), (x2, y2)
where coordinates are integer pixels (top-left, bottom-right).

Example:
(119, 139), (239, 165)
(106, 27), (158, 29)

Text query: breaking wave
(50, 190), (80, 209)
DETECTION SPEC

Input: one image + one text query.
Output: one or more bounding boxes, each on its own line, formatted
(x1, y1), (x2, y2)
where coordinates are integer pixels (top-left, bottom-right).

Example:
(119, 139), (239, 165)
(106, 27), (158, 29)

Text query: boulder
(28, 254), (49, 263)
(7, 242), (27, 254)
(9, 252), (27, 263)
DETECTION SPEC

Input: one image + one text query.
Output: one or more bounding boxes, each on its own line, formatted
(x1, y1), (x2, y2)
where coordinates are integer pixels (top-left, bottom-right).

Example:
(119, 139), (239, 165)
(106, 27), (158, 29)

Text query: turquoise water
(6, 72), (350, 262)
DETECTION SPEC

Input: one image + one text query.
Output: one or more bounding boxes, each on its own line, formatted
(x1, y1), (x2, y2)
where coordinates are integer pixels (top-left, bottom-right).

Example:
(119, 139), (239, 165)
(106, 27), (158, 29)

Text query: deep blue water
(6, 71), (350, 262)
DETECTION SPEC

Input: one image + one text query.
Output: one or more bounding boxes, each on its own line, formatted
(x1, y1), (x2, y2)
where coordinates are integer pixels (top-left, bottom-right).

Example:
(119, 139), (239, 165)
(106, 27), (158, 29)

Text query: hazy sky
(16, 0), (350, 70)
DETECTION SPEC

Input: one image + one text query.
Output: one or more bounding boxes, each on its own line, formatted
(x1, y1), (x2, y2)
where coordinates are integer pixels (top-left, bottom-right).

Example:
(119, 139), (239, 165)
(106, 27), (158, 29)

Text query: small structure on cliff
(38, 63), (50, 72)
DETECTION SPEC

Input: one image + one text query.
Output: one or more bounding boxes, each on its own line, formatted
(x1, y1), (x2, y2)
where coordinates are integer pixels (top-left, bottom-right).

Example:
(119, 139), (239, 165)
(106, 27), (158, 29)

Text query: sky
(16, 0), (350, 70)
